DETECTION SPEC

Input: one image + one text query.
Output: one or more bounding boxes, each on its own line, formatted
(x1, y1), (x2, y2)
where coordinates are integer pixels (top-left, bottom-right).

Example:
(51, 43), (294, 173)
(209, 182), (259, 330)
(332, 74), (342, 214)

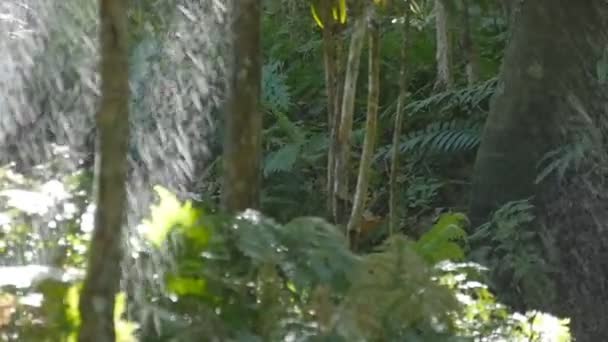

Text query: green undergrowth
(0, 163), (571, 341)
(129, 187), (570, 341)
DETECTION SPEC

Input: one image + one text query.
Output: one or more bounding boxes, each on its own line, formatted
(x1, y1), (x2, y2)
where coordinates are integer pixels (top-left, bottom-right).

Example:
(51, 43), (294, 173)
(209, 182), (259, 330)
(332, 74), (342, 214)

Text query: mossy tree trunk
(469, 1), (608, 339)
(222, 0), (262, 213)
(78, 0), (130, 341)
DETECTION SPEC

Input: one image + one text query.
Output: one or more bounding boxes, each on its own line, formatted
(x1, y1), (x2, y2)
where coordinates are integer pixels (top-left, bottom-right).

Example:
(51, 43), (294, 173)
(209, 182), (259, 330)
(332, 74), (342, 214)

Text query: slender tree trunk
(329, 36), (346, 222)
(322, 2), (340, 219)
(348, 11), (380, 246)
(333, 5), (368, 225)
(469, 1), (608, 339)
(78, 1), (130, 341)
(433, 0), (453, 90)
(461, 0), (479, 85)
(389, 3), (411, 236)
(334, 41), (345, 128)
(222, 0), (262, 213)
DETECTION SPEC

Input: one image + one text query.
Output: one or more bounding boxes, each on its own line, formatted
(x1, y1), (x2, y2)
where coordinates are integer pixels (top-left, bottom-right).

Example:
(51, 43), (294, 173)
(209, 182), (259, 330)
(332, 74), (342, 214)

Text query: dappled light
(3, 0), (604, 341)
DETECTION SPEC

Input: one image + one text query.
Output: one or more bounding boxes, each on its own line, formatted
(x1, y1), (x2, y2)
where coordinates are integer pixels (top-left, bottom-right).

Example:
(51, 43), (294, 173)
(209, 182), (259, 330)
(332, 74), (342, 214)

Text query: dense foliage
(0, 161), (569, 341)
(0, 0), (580, 341)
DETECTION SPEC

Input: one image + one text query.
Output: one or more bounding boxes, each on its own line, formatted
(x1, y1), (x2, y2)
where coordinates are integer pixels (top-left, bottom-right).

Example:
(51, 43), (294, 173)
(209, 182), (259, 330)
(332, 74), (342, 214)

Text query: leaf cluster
(133, 192), (569, 341)
(469, 199), (556, 308)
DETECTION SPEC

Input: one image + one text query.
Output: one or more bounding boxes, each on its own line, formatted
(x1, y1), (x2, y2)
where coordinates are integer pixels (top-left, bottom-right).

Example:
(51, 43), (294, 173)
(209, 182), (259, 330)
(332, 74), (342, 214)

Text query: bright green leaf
(166, 276), (207, 297)
(141, 186), (208, 247)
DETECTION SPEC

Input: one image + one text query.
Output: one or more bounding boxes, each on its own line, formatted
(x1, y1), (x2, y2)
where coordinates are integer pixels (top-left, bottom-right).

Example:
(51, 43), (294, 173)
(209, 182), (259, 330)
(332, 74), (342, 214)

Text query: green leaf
(310, 0), (347, 29)
(310, 3), (324, 28)
(141, 186), (208, 247)
(414, 213), (468, 264)
(166, 276), (207, 297)
(264, 143), (301, 176)
(528, 311), (571, 342)
(337, 0), (347, 23)
(66, 284), (138, 342)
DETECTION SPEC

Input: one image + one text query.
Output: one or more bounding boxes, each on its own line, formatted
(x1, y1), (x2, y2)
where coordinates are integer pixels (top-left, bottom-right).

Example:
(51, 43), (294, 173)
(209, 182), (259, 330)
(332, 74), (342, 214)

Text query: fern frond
(264, 143), (301, 176)
(378, 119), (482, 161)
(263, 124), (326, 177)
(262, 60), (292, 113)
(405, 120), (481, 153)
(535, 136), (591, 183)
(272, 111), (306, 144)
(414, 213), (468, 264)
(300, 133), (327, 161)
(340, 235), (460, 339)
(406, 77), (498, 115)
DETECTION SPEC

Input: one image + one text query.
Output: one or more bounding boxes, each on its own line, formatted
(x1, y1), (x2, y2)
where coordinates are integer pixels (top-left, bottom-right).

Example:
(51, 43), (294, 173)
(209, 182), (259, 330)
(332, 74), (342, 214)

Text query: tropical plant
(128, 188), (570, 341)
(469, 199), (556, 309)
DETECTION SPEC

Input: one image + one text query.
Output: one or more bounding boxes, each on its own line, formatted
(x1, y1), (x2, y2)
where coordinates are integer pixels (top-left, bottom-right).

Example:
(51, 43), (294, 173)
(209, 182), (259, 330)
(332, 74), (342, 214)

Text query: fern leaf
(264, 143), (301, 176)
(262, 61), (292, 113)
(414, 213), (468, 264)
(381, 119), (481, 159)
(342, 235), (460, 339)
(406, 77), (498, 115)
(273, 111), (306, 144)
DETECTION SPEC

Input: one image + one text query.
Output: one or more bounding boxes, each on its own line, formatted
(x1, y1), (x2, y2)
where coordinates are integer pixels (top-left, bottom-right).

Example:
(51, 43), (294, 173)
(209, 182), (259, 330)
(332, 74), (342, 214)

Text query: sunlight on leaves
(310, 0), (347, 29)
(0, 293), (16, 328)
(0, 190), (55, 215)
(166, 276), (207, 297)
(140, 185), (209, 247)
(527, 311), (571, 342)
(66, 285), (138, 342)
(414, 213), (468, 263)
(0, 265), (82, 288)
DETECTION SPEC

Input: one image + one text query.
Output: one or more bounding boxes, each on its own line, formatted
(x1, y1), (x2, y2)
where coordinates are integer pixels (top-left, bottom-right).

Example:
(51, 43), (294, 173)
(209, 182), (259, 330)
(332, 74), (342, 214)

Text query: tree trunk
(348, 10), (380, 246)
(322, 2), (340, 219)
(469, 1), (608, 339)
(500, 0), (514, 27)
(222, 0), (262, 213)
(389, 3), (411, 236)
(460, 0), (479, 85)
(333, 5), (368, 225)
(78, 1), (130, 341)
(330, 37), (346, 221)
(433, 0), (453, 90)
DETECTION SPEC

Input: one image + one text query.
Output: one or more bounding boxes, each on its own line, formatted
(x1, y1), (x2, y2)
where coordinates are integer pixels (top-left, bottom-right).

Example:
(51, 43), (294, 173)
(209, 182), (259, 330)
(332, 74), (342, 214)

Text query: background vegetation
(2, 0), (604, 341)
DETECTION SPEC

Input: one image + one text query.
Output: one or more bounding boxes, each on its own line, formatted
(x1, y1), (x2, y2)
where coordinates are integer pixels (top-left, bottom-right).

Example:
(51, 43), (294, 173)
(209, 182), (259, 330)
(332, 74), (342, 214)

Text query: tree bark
(348, 10), (380, 245)
(460, 0), (479, 85)
(222, 0), (262, 213)
(321, 1), (340, 219)
(330, 37), (346, 222)
(389, 3), (411, 236)
(433, 0), (453, 90)
(333, 5), (368, 225)
(78, 1), (130, 341)
(469, 1), (608, 339)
